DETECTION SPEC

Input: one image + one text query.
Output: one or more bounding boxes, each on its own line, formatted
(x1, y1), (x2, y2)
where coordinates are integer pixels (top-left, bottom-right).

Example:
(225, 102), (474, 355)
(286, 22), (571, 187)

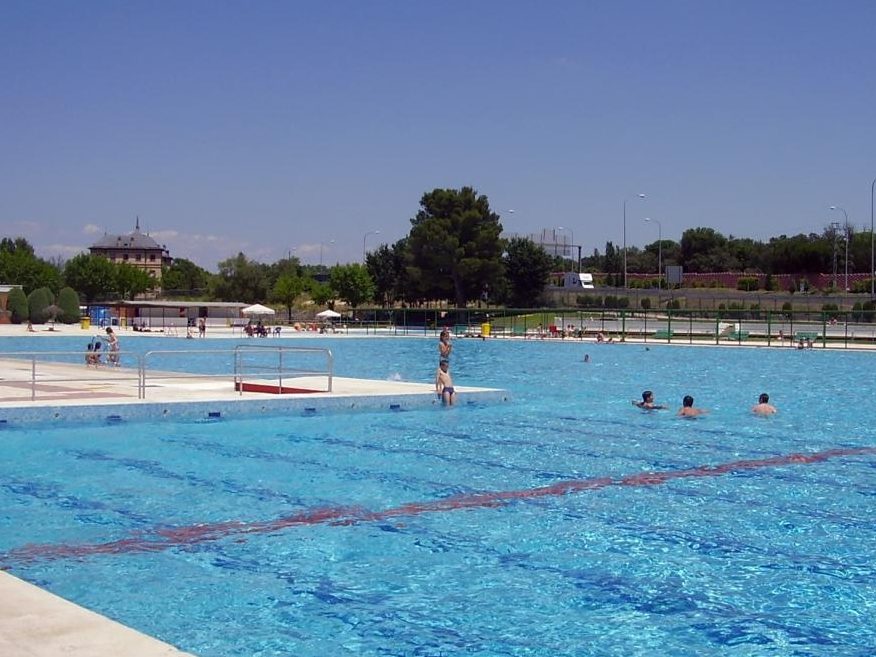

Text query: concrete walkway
(0, 572), (193, 657)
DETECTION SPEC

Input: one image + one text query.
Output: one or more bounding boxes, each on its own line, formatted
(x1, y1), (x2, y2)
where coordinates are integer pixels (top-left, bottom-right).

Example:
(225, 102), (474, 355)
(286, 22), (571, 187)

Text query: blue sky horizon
(3, 1), (876, 271)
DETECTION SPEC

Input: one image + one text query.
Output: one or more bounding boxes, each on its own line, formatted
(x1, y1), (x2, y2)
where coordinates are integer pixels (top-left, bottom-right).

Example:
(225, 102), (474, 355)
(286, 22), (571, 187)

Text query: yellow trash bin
(481, 322), (491, 337)
(80, 316), (91, 330)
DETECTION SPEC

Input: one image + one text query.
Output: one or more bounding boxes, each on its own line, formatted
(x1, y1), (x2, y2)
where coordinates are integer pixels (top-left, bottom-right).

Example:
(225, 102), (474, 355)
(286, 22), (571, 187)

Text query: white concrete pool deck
(0, 571), (194, 657)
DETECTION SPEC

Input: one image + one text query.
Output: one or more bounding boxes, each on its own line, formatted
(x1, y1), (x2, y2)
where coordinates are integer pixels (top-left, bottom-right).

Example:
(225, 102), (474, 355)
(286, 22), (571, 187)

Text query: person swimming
(632, 390), (666, 410)
(752, 392), (777, 415)
(677, 395), (707, 417)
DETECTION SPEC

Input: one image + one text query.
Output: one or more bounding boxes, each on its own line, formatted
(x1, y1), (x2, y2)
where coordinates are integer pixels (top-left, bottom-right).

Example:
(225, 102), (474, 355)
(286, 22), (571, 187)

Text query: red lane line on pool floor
(4, 446), (875, 565)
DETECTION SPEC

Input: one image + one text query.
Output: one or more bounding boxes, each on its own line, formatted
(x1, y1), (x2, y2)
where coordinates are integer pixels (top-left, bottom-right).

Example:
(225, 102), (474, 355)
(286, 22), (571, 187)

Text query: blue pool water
(1, 336), (875, 656)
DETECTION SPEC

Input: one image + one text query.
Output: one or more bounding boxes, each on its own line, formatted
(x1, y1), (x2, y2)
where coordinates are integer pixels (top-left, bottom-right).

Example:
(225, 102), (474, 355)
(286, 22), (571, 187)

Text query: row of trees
(4, 188), (875, 313)
(1, 238), (157, 303)
(583, 225), (872, 278)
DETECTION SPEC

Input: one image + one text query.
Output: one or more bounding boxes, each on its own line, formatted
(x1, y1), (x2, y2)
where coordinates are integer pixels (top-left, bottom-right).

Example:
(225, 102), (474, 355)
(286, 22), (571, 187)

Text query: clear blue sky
(3, 1), (875, 271)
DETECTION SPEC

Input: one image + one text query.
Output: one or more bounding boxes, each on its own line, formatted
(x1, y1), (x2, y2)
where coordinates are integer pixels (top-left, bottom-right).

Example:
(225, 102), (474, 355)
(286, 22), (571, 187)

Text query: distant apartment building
(89, 218), (172, 289)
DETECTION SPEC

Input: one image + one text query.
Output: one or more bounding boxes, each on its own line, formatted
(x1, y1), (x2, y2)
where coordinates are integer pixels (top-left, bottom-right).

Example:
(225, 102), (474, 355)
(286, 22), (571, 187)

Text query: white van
(561, 272), (595, 289)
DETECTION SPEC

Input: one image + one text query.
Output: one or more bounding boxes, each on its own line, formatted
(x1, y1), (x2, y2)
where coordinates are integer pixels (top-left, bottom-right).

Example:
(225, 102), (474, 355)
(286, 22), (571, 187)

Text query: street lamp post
(556, 226), (575, 271)
(829, 221), (840, 289)
(871, 176), (875, 298)
(363, 230), (380, 262)
(623, 193), (646, 288)
(319, 239), (335, 267)
(830, 206), (850, 291)
(644, 217), (662, 290)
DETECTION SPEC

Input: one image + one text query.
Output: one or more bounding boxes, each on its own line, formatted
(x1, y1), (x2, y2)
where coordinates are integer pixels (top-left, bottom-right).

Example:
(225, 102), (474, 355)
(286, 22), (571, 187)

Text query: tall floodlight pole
(557, 226), (574, 271)
(871, 176), (875, 298)
(830, 206), (850, 291)
(623, 193), (646, 288)
(363, 230), (380, 262)
(319, 239), (335, 267)
(644, 217), (662, 290)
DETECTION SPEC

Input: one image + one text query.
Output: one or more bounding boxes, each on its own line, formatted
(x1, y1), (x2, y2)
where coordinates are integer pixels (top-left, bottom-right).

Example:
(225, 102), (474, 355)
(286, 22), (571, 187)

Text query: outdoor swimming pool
(1, 336), (875, 656)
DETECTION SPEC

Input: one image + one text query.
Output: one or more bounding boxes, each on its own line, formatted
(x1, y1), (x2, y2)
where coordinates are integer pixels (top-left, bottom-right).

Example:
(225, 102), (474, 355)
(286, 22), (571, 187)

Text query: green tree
(266, 255), (302, 294)
(309, 281), (333, 307)
(329, 263), (375, 308)
(503, 237), (553, 307)
(407, 187), (505, 307)
(0, 237), (62, 295)
(115, 263), (154, 300)
(63, 253), (118, 302)
(271, 274), (304, 320)
(679, 227), (742, 272)
(0, 237), (35, 256)
(365, 240), (412, 306)
(57, 287), (81, 323)
(161, 258), (212, 294)
(27, 287), (53, 324)
(766, 233), (831, 275)
(7, 286), (28, 323)
(366, 243), (398, 306)
(210, 253), (270, 303)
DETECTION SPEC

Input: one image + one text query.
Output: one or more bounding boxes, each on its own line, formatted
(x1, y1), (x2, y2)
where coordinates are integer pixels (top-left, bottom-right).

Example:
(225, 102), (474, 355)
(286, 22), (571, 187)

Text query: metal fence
(342, 308), (876, 348)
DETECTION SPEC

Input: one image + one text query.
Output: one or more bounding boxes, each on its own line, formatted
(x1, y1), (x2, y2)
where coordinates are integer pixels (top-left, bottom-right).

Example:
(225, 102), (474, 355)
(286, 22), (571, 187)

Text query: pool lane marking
(4, 446), (874, 565)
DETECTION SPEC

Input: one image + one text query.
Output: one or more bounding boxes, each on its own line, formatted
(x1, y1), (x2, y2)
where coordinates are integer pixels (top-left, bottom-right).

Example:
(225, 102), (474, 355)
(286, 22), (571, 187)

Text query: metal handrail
(2, 345), (334, 402)
(231, 344), (334, 395)
(141, 345), (333, 398)
(2, 350), (140, 402)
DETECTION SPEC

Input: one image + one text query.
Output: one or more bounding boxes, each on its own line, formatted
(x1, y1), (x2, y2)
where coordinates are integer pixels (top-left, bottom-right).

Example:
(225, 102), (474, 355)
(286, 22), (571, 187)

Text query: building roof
(115, 301), (248, 308)
(90, 218), (167, 252)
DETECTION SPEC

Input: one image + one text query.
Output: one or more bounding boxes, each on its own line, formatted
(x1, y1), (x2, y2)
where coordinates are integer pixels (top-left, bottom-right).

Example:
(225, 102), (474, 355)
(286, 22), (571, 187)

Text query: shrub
(7, 286), (28, 323)
(57, 287), (81, 323)
(851, 279), (870, 294)
(27, 287), (53, 324)
(640, 297), (651, 310)
(821, 303), (840, 320)
(576, 294), (603, 308)
(737, 277), (759, 292)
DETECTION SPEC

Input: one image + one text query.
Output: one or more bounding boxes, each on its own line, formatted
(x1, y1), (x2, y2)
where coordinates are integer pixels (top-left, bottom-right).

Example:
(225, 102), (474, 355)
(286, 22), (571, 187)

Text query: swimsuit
(443, 386), (455, 395)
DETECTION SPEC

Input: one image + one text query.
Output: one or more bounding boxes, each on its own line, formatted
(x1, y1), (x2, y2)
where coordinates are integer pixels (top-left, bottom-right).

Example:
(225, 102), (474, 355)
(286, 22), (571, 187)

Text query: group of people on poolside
(632, 390), (777, 417)
(435, 329), (456, 405)
(85, 327), (120, 367)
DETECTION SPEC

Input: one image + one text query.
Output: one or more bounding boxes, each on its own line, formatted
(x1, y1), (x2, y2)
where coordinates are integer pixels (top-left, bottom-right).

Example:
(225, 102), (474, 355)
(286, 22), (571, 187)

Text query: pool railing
(1, 345), (334, 402)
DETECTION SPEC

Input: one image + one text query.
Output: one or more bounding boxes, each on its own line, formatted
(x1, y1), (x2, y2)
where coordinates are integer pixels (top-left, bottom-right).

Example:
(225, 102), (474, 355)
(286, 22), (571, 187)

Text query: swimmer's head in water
(642, 390), (653, 402)
(683, 395), (694, 407)
(759, 393), (769, 404)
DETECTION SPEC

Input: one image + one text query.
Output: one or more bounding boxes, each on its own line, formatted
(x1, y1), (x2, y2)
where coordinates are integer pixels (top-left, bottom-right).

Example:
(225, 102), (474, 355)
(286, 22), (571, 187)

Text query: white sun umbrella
(315, 309), (341, 319)
(241, 303), (276, 317)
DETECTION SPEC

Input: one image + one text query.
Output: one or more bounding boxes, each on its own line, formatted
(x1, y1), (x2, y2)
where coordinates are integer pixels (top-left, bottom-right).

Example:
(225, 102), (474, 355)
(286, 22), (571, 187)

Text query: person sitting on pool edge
(752, 392), (777, 415)
(678, 395), (707, 417)
(435, 358), (456, 406)
(632, 390), (666, 410)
